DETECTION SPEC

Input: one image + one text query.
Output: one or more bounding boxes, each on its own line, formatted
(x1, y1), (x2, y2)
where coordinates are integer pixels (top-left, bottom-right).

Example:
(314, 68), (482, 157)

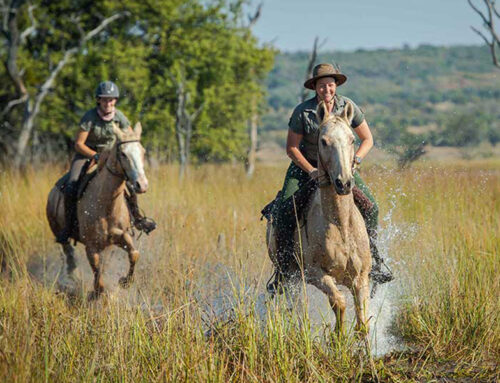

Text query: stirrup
(266, 270), (287, 296)
(134, 217), (157, 234)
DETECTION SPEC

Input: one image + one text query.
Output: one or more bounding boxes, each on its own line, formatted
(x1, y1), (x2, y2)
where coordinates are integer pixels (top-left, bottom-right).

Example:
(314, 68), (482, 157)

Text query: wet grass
(0, 160), (499, 382)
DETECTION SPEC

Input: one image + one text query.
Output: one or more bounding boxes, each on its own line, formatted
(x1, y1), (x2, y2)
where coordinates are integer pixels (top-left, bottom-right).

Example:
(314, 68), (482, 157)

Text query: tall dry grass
(0, 160), (499, 381)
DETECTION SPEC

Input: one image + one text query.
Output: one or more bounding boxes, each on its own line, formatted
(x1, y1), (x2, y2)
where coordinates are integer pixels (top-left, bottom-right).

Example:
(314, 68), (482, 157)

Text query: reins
(104, 139), (140, 181)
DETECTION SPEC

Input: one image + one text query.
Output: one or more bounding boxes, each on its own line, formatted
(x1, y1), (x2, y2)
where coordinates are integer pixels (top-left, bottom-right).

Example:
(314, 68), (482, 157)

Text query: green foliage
(264, 45), (500, 151)
(0, 0), (274, 164)
(432, 107), (499, 147)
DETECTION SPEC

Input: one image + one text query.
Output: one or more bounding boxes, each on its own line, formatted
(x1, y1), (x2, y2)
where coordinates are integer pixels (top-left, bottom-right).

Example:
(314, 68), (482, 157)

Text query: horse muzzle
(334, 177), (353, 195)
(132, 176), (149, 194)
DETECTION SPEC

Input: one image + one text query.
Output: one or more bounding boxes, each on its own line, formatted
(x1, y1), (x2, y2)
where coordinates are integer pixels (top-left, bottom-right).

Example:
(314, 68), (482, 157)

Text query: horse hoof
(119, 276), (133, 289)
(87, 290), (102, 301)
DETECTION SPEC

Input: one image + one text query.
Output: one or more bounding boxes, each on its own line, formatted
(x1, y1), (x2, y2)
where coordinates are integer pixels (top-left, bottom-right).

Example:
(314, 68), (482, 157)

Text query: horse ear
(112, 122), (125, 142)
(343, 102), (354, 125)
(133, 122), (142, 138)
(316, 101), (329, 124)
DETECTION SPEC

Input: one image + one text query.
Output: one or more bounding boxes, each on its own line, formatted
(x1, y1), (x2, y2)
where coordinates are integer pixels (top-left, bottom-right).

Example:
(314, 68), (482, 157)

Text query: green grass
(0, 161), (499, 381)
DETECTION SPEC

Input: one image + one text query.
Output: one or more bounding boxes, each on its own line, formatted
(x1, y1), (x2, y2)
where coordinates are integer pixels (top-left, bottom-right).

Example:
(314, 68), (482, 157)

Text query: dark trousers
(274, 162), (379, 273)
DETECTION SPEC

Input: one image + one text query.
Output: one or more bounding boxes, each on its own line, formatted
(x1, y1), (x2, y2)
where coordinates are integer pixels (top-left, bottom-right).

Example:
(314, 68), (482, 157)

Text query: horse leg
(352, 274), (370, 334)
(116, 231), (139, 288)
(57, 243), (79, 295)
(62, 242), (77, 275)
(312, 273), (346, 335)
(85, 247), (104, 300)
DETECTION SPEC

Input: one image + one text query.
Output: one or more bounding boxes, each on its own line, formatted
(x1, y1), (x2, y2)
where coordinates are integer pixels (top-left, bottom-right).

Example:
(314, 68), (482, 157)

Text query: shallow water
(29, 189), (414, 357)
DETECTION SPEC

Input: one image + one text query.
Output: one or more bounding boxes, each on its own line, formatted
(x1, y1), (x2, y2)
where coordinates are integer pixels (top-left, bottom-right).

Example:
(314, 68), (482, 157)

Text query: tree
(0, 0), (128, 167)
(0, 0), (275, 170)
(468, 0), (500, 68)
(300, 37), (327, 103)
(244, 2), (262, 178)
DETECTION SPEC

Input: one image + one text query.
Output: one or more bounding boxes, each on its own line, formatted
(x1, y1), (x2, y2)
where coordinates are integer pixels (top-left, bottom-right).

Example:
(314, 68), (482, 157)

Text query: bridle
(105, 140), (140, 181)
(316, 113), (355, 189)
(317, 116), (335, 188)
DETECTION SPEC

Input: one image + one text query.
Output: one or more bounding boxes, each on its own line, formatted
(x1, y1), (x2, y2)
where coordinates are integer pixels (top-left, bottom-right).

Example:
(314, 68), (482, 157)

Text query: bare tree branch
(468, 0), (489, 25)
(493, 0), (500, 18)
(472, 25), (491, 45)
(19, 3), (36, 43)
(468, 0), (500, 68)
(0, 93), (27, 118)
(247, 2), (262, 28)
(300, 37), (327, 102)
(11, 9), (130, 168)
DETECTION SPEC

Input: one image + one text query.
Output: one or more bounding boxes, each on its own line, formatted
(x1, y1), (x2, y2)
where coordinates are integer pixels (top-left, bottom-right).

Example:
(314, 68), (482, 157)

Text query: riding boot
(125, 184), (157, 234)
(266, 220), (297, 295)
(367, 228), (394, 284)
(56, 181), (77, 244)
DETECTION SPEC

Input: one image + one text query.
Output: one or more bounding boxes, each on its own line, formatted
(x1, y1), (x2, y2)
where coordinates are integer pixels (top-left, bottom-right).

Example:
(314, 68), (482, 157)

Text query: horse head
(107, 122), (149, 194)
(317, 101), (356, 195)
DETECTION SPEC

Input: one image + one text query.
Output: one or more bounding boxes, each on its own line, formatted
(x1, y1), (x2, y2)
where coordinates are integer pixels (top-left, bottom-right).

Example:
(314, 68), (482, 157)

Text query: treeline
(2, 3), (498, 170)
(263, 45), (500, 151)
(0, 0), (274, 169)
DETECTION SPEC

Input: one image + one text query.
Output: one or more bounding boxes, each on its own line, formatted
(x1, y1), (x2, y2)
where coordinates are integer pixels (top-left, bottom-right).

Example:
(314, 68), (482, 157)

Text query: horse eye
(321, 138), (328, 146)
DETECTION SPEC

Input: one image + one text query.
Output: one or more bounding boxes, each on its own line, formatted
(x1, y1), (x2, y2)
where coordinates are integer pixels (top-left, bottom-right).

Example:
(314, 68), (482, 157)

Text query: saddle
(55, 162), (98, 200)
(261, 185), (375, 225)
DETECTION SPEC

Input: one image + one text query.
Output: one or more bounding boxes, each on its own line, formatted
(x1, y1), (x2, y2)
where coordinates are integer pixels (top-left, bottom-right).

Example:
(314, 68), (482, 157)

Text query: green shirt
(79, 108), (130, 152)
(288, 94), (365, 163)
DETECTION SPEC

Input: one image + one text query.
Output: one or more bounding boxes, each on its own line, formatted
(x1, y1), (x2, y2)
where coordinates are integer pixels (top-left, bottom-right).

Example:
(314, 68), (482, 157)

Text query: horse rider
(56, 81), (157, 244)
(267, 63), (393, 294)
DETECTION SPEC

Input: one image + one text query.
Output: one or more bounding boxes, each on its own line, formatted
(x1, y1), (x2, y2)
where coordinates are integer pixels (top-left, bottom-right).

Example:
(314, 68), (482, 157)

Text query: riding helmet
(95, 81), (120, 98)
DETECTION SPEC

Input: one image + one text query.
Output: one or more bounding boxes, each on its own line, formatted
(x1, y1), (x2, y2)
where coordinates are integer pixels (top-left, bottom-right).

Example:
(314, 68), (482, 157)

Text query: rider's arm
(286, 129), (316, 174)
(74, 129), (98, 158)
(353, 120), (373, 159)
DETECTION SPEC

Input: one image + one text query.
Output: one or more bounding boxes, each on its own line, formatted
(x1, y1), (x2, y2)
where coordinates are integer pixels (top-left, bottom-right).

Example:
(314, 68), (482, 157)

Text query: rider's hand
(352, 155), (362, 171)
(309, 168), (319, 180)
(90, 153), (99, 166)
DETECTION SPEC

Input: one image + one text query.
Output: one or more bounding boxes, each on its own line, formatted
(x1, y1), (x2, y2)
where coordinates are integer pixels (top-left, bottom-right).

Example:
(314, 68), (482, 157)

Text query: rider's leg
(125, 182), (157, 234)
(353, 172), (393, 283)
(56, 155), (87, 244)
(268, 162), (316, 293)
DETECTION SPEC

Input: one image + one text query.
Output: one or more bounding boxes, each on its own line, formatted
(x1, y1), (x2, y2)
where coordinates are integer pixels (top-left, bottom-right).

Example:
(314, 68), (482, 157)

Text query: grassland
(0, 160), (499, 382)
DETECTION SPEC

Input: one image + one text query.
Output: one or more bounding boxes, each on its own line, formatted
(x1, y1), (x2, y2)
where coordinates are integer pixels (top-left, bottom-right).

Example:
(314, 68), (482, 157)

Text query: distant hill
(261, 45), (500, 154)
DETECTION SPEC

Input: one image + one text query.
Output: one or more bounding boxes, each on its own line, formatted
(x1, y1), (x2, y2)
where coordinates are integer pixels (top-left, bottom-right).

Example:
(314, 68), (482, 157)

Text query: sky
(250, 0), (486, 52)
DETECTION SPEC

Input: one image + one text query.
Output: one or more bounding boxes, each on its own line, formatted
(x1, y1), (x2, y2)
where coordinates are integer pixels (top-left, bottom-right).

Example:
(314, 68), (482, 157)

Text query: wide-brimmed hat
(303, 63), (347, 89)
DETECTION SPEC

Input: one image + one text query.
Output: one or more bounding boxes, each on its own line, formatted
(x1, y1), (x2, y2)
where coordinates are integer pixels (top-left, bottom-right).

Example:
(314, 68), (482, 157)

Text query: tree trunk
(13, 100), (34, 168)
(245, 96), (258, 178)
(2, 5), (128, 168)
(301, 37), (319, 102)
(174, 83), (187, 180)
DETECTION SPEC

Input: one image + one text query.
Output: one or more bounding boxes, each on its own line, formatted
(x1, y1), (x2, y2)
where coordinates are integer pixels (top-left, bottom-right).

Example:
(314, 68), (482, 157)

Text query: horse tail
(46, 186), (65, 239)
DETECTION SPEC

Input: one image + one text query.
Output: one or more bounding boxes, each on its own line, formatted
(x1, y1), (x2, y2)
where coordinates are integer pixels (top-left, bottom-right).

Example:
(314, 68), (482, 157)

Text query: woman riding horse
(267, 63), (393, 294)
(56, 81), (156, 244)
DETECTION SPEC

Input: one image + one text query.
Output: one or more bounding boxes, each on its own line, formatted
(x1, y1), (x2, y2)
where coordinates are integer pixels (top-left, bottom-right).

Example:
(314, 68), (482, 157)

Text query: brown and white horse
(47, 123), (148, 299)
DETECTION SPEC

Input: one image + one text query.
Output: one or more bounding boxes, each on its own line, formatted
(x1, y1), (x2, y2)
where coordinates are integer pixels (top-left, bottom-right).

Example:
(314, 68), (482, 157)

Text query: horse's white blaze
(122, 142), (148, 192)
(320, 119), (355, 189)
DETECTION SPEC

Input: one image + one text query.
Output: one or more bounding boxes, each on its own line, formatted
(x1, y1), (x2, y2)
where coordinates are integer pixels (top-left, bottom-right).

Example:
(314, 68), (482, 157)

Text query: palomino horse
(267, 101), (371, 334)
(46, 123), (148, 299)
